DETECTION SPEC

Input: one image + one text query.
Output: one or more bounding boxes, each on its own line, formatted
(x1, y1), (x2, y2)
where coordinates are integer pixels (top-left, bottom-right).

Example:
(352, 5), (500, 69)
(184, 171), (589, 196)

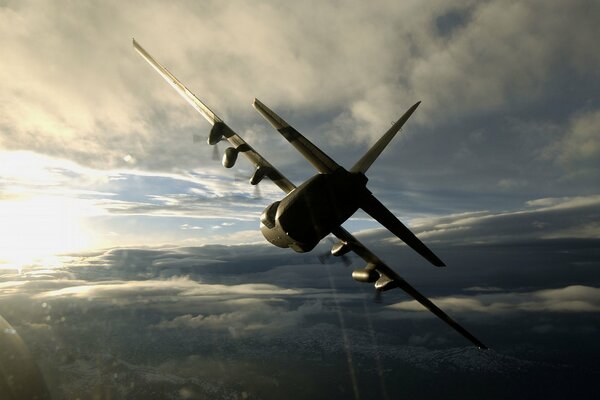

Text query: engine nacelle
(208, 121), (232, 145)
(331, 241), (351, 257)
(222, 147), (238, 168)
(250, 166), (271, 185)
(351, 268), (379, 283)
(260, 201), (279, 229)
(260, 201), (291, 248)
(259, 201), (314, 252)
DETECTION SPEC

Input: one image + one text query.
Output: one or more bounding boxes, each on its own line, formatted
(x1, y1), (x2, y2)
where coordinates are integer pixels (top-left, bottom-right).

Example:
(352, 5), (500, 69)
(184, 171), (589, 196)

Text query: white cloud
(34, 277), (300, 301)
(153, 299), (326, 335)
(549, 109), (600, 176)
(358, 194), (600, 245)
(388, 285), (600, 314)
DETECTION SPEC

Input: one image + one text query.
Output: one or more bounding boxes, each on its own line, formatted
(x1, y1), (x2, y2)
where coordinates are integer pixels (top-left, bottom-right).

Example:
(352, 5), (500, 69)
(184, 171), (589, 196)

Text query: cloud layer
(1, 198), (599, 398)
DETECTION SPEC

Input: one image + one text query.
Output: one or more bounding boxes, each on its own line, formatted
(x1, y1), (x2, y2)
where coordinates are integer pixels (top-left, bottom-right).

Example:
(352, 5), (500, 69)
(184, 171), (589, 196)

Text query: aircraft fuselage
(260, 168), (369, 252)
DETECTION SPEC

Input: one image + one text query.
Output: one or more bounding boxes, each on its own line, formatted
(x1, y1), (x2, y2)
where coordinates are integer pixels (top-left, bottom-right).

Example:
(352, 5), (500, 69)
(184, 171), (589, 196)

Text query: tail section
(350, 101), (421, 174)
(253, 98), (340, 173)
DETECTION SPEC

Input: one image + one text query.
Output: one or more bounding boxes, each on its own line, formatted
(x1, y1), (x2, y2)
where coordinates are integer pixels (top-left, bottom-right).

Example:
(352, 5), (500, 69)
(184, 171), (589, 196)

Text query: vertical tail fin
(350, 101), (421, 174)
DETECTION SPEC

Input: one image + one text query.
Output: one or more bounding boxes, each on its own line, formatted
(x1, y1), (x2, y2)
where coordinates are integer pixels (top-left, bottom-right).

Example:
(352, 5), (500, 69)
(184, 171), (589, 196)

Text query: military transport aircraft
(133, 39), (487, 349)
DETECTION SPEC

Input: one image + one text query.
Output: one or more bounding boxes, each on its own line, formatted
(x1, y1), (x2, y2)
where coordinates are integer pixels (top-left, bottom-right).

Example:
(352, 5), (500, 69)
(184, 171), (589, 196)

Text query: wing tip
(434, 258), (446, 267)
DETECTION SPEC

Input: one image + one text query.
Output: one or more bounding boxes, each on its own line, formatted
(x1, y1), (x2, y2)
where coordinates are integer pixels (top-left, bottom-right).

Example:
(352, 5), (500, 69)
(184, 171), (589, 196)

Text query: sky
(1, 0), (599, 399)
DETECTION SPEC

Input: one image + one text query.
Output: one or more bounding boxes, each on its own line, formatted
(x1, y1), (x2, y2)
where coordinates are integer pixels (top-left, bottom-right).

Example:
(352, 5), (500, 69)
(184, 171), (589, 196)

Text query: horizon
(1, 1), (599, 398)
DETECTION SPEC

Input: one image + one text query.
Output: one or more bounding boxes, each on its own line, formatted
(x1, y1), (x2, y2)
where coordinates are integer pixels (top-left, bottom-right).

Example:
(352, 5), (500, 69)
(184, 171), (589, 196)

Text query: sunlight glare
(0, 195), (92, 269)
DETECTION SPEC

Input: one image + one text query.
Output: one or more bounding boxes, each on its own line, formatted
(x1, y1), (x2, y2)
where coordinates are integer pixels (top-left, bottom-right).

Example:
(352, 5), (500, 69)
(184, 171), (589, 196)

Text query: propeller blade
(341, 254), (352, 267)
(253, 183), (262, 199)
(318, 253), (330, 264)
(374, 289), (383, 304)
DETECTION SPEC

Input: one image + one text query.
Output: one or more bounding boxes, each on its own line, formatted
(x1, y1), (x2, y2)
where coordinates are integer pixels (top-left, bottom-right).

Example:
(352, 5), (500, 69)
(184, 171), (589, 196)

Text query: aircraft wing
(252, 98), (340, 173)
(133, 39), (296, 194)
(331, 226), (488, 349)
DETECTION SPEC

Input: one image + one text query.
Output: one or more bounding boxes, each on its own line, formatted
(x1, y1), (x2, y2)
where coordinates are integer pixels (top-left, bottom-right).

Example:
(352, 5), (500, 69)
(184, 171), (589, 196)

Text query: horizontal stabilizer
(360, 194), (445, 267)
(350, 101), (420, 174)
(253, 98), (340, 173)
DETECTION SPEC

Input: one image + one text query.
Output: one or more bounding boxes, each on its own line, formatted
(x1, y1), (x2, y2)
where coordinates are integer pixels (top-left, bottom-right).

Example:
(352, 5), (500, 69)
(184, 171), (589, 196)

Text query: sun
(0, 195), (92, 269)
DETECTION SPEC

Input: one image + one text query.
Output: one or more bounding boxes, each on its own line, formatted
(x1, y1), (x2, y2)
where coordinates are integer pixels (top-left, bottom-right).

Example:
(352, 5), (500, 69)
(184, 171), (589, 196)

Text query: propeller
(374, 289), (383, 304)
(212, 144), (220, 161)
(234, 170), (263, 200)
(318, 237), (353, 267)
(193, 133), (221, 161)
(194, 134), (261, 198)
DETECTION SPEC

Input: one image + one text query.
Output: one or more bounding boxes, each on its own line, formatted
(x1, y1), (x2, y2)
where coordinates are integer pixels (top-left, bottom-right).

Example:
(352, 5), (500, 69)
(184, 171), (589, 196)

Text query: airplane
(133, 39), (487, 349)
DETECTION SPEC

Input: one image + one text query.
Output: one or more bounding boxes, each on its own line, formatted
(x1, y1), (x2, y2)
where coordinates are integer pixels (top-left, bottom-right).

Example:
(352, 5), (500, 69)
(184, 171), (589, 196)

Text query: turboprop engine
(351, 267), (379, 283)
(259, 201), (294, 249)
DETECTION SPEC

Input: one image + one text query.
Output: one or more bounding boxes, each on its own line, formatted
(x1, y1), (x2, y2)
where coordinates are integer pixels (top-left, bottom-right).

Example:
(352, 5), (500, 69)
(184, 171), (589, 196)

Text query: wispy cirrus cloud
(34, 277), (300, 301)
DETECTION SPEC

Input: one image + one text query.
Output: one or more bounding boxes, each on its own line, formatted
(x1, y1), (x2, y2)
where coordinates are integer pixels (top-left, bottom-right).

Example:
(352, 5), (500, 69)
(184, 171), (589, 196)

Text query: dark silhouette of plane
(133, 39), (486, 349)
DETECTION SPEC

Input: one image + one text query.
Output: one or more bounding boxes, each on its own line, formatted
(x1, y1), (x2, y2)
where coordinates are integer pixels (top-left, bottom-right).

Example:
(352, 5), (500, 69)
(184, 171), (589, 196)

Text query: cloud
(101, 192), (264, 221)
(1, 2), (599, 396)
(153, 299), (327, 336)
(1, 0), (598, 172)
(544, 108), (600, 178)
(35, 277), (300, 301)
(1, 1), (599, 251)
(357, 194), (600, 246)
(0, 228), (599, 398)
(407, 2), (599, 117)
(388, 285), (600, 314)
